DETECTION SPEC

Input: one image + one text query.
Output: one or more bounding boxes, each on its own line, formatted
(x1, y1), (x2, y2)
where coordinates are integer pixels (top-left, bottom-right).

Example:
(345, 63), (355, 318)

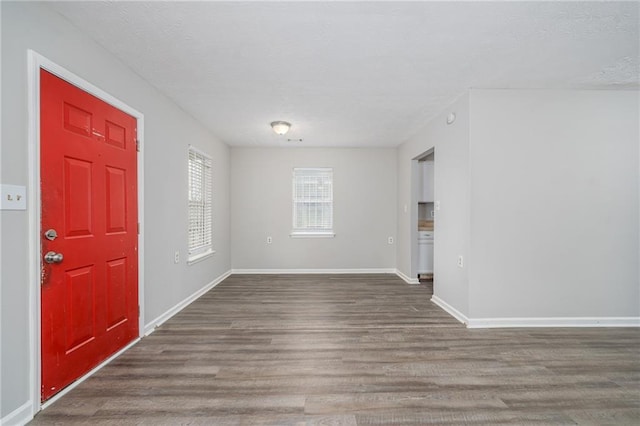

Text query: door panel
(63, 157), (93, 237)
(105, 166), (127, 233)
(106, 258), (128, 329)
(105, 120), (127, 149)
(40, 69), (138, 401)
(64, 265), (96, 352)
(63, 102), (92, 137)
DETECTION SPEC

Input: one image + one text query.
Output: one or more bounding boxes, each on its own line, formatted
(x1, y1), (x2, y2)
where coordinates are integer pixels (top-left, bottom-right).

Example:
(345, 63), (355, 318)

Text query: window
(188, 146), (213, 262)
(291, 168), (334, 237)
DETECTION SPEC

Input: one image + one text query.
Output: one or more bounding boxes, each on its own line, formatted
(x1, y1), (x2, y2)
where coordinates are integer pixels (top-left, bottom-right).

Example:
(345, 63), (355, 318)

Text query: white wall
(230, 148), (396, 270)
(397, 89), (639, 323)
(1, 2), (230, 420)
(468, 89), (639, 319)
(396, 94), (471, 315)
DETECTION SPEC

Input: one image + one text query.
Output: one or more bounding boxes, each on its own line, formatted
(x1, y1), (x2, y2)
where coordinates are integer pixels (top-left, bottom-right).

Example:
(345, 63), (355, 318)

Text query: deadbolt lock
(44, 229), (58, 241)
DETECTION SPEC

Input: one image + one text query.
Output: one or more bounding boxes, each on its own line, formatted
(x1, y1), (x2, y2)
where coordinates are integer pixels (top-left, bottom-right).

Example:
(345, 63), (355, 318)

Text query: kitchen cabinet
(418, 231), (434, 273)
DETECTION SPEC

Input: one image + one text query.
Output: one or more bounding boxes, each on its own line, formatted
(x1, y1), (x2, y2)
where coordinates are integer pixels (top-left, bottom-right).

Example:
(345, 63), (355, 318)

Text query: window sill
(289, 231), (335, 238)
(187, 249), (215, 265)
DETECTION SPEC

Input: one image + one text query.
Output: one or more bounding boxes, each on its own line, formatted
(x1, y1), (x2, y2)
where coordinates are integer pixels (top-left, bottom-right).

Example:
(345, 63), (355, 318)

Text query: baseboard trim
(231, 268), (397, 275)
(1, 401), (32, 426)
(143, 269), (232, 335)
(431, 295), (469, 325)
(467, 316), (640, 328)
(395, 269), (419, 285)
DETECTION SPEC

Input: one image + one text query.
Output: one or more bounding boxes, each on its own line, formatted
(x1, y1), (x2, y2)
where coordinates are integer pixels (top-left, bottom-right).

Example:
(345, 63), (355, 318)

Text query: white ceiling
(49, 1), (639, 148)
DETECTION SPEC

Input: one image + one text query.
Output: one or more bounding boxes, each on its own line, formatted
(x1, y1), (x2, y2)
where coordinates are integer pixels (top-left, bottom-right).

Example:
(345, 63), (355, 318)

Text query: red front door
(40, 70), (139, 401)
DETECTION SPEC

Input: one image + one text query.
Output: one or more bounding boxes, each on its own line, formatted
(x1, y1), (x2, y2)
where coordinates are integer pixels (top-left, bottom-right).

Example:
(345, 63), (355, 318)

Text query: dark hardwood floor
(31, 274), (640, 425)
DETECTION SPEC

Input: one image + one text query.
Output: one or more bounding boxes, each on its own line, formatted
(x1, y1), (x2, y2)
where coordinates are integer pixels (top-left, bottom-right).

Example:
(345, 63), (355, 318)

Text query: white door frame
(27, 50), (145, 414)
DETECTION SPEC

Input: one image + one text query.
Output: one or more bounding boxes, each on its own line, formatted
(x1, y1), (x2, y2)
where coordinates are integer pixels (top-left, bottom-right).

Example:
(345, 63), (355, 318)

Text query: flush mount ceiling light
(271, 121), (291, 135)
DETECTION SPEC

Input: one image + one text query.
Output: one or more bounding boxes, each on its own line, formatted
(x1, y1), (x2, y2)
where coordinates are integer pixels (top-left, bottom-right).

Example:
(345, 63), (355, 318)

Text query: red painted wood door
(40, 70), (139, 401)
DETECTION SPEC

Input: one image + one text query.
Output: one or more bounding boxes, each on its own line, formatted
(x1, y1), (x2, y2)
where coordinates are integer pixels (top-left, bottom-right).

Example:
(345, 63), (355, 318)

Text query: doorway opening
(411, 148), (435, 293)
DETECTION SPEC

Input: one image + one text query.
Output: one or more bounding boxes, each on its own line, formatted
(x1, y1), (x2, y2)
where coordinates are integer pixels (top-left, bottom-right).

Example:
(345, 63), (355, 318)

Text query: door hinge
(136, 139), (140, 152)
(137, 222), (140, 234)
(138, 305), (140, 317)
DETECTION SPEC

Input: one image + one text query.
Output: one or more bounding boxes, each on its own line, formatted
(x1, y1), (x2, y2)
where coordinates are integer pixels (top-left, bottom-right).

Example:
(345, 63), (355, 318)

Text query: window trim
(290, 167), (335, 238)
(187, 145), (214, 263)
(186, 248), (215, 265)
(289, 231), (336, 238)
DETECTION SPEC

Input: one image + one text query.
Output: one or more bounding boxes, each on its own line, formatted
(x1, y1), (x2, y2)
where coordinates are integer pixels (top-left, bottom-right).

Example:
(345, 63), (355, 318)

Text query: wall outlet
(457, 255), (464, 268)
(388, 237), (394, 244)
(266, 236), (273, 244)
(174, 251), (180, 264)
(1, 184), (27, 210)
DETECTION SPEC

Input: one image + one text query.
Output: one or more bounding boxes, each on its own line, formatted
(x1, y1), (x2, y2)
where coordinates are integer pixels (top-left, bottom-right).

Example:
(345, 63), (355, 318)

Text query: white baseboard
(1, 401), (32, 426)
(231, 268), (396, 275)
(395, 269), (419, 284)
(431, 295), (469, 325)
(429, 296), (640, 328)
(144, 269), (232, 335)
(467, 316), (640, 328)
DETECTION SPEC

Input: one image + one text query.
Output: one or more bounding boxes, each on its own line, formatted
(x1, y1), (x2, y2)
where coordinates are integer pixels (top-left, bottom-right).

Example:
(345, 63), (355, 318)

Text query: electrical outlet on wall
(267, 236), (273, 244)
(457, 255), (464, 268)
(174, 251), (180, 264)
(388, 237), (394, 244)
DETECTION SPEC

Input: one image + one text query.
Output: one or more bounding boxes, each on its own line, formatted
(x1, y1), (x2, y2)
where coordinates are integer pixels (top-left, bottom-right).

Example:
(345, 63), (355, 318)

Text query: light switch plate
(1, 184), (27, 210)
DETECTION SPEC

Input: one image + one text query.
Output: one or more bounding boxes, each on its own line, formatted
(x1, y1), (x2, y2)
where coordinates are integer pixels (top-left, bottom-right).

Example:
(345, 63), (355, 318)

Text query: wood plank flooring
(30, 274), (640, 425)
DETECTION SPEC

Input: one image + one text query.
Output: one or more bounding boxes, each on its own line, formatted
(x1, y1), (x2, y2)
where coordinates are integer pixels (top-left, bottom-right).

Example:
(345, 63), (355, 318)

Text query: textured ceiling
(49, 1), (639, 147)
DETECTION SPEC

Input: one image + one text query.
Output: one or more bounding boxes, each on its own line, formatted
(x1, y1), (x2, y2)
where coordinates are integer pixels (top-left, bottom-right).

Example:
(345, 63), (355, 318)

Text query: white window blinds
(292, 168), (334, 235)
(188, 146), (212, 258)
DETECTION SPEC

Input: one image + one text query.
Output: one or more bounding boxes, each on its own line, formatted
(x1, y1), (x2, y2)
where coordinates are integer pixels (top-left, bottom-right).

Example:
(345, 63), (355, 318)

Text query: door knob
(44, 251), (63, 264)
